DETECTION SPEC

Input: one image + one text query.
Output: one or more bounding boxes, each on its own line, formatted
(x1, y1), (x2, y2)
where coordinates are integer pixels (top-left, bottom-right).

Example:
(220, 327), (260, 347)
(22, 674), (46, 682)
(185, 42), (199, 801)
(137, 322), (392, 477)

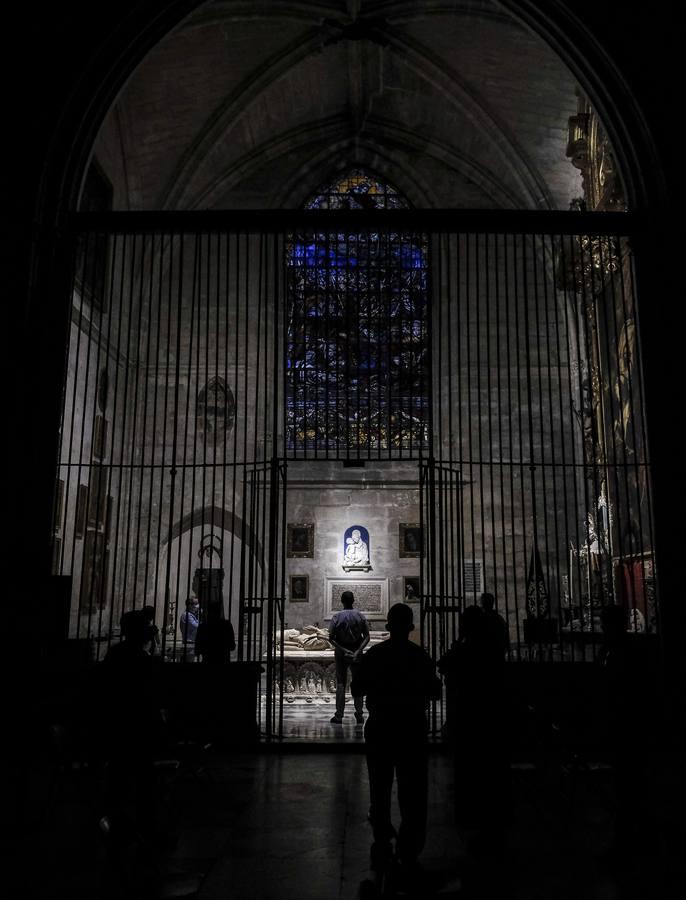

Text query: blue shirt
(180, 610), (199, 643)
(329, 608), (369, 651)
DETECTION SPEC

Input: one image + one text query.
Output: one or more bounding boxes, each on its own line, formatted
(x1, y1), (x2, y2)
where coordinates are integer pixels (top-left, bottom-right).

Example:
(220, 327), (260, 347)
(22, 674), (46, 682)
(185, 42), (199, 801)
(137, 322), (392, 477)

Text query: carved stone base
(276, 657), (338, 705)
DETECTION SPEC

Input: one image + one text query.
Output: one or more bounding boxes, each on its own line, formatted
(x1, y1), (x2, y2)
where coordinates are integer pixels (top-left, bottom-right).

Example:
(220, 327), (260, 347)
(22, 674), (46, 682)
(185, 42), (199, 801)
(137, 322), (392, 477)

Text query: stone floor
(278, 703), (366, 743)
(14, 740), (682, 900)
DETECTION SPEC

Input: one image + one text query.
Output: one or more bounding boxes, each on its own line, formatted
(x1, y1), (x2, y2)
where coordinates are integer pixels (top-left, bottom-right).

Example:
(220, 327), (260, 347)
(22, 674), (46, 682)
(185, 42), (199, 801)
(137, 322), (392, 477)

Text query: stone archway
(165, 504), (263, 557)
(155, 505), (264, 645)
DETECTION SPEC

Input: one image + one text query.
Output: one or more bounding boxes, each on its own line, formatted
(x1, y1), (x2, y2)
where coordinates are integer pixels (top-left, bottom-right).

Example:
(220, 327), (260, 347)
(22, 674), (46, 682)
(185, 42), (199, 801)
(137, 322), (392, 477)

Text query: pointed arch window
(287, 170), (429, 455)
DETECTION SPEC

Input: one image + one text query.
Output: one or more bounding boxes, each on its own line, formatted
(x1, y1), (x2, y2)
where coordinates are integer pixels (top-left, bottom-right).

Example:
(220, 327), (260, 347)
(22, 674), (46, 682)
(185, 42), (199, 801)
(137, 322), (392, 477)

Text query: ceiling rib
(161, 20), (548, 209)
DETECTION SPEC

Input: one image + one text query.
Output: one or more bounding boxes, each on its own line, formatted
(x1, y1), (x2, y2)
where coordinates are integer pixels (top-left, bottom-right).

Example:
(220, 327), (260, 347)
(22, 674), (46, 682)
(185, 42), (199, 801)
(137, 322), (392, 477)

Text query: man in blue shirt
(180, 597), (200, 646)
(328, 590), (370, 724)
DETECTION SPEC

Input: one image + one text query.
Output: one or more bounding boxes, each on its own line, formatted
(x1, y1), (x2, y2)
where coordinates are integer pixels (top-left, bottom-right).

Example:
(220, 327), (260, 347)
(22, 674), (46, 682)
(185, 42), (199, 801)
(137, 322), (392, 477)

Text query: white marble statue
(344, 529), (369, 567)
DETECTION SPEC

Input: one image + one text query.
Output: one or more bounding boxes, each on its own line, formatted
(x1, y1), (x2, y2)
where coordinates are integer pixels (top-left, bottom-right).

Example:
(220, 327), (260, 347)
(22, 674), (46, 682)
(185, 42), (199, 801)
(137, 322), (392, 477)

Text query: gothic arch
(165, 505), (263, 562)
(39, 2), (663, 222)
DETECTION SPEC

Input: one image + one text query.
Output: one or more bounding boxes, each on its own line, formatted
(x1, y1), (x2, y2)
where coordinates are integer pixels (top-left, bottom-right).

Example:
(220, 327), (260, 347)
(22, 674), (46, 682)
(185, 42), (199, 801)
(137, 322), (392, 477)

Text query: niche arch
(152, 504), (264, 631)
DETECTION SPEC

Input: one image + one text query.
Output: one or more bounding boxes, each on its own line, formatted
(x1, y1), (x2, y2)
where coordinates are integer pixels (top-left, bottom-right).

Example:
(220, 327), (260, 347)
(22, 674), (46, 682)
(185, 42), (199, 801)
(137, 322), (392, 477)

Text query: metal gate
(52, 209), (658, 739)
(419, 459), (464, 730)
(240, 460), (287, 739)
(52, 225), (286, 686)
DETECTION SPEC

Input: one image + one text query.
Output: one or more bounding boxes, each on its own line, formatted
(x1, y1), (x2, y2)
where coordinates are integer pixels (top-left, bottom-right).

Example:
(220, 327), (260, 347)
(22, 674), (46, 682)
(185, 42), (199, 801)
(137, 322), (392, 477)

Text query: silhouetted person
(118, 606), (159, 655)
(328, 590), (369, 724)
(100, 610), (164, 847)
(351, 603), (441, 873)
(479, 591), (509, 655)
(141, 605), (160, 655)
(194, 601), (235, 664)
(438, 604), (509, 859)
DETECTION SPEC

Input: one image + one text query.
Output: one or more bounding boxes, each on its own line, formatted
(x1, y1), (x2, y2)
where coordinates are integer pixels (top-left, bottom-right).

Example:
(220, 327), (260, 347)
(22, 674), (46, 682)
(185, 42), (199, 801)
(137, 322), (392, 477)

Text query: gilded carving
(566, 97), (626, 213)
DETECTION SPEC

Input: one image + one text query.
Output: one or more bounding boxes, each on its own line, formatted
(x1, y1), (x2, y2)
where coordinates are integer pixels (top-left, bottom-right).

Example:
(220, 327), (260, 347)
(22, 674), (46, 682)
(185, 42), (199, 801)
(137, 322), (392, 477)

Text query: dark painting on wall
(290, 575), (309, 602)
(399, 523), (422, 558)
(76, 484), (88, 538)
(403, 576), (420, 603)
(287, 524), (314, 558)
(87, 467), (109, 528)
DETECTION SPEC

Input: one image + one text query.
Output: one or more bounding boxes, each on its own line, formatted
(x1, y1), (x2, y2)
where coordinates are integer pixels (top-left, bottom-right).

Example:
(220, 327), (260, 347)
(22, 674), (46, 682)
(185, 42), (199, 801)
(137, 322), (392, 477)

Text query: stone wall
(283, 460), (421, 634)
(56, 228), (592, 648)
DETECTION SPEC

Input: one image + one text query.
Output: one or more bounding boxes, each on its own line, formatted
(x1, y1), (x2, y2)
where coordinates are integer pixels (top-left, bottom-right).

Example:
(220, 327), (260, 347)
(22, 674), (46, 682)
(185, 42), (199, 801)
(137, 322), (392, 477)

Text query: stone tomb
(274, 626), (389, 705)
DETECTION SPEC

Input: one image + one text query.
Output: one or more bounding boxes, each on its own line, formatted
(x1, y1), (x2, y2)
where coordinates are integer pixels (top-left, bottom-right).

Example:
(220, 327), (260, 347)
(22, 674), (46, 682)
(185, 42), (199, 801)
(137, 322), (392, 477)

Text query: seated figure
(344, 529), (370, 569)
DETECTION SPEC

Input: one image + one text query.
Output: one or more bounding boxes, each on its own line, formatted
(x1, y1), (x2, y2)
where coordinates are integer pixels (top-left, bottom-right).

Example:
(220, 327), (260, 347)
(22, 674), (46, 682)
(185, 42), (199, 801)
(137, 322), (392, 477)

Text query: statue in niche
(342, 525), (372, 572)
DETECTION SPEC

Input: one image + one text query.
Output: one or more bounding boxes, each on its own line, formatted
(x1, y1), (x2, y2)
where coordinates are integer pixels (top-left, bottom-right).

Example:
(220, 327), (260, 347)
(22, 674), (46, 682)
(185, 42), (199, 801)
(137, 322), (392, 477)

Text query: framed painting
(403, 576), (421, 603)
(290, 574), (309, 602)
(287, 523), (314, 558)
(87, 466), (109, 528)
(75, 484), (88, 539)
(399, 523), (422, 558)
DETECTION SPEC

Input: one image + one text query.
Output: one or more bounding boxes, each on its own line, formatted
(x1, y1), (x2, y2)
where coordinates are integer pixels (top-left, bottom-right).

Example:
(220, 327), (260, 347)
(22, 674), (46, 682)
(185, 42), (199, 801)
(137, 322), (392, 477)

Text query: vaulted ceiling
(93, 0), (585, 210)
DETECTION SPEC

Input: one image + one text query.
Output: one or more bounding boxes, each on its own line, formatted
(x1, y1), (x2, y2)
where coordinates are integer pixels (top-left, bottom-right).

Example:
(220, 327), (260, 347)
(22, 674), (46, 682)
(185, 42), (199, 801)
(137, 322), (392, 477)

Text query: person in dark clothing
(328, 590), (370, 724)
(194, 601), (235, 664)
(438, 604), (509, 858)
(351, 602), (441, 871)
(118, 606), (159, 656)
(141, 605), (160, 655)
(101, 610), (164, 842)
(479, 591), (509, 655)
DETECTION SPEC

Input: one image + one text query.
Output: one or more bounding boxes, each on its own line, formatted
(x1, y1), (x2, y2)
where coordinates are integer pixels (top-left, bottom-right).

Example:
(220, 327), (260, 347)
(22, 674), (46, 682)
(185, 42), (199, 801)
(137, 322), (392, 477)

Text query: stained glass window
(287, 170), (429, 455)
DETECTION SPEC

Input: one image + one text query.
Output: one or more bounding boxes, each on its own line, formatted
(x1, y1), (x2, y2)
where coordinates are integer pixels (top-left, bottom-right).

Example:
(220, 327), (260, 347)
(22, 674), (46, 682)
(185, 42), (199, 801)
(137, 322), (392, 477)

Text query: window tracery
(287, 170), (429, 454)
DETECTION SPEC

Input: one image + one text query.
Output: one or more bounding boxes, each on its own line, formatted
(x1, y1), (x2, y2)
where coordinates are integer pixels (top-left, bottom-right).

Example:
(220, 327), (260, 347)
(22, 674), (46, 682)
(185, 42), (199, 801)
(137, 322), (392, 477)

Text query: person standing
(180, 597), (200, 644)
(438, 605), (509, 860)
(195, 600), (235, 664)
(479, 591), (509, 655)
(100, 610), (164, 850)
(141, 605), (160, 656)
(328, 590), (370, 724)
(351, 603), (441, 872)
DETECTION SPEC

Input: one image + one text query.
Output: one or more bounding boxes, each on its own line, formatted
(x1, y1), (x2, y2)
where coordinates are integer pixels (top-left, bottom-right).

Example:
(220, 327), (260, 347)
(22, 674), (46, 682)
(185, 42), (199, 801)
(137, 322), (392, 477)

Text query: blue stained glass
(287, 170), (429, 453)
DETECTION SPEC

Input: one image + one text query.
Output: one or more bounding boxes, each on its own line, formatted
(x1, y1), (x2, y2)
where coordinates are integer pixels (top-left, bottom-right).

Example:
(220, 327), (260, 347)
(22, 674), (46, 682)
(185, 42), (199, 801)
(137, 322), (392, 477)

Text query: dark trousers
(365, 732), (428, 863)
(334, 652), (364, 718)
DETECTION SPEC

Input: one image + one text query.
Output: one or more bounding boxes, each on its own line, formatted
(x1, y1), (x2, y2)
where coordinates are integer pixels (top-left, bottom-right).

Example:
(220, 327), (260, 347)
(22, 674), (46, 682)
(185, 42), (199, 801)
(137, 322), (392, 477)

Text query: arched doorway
(39, 1), (664, 739)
